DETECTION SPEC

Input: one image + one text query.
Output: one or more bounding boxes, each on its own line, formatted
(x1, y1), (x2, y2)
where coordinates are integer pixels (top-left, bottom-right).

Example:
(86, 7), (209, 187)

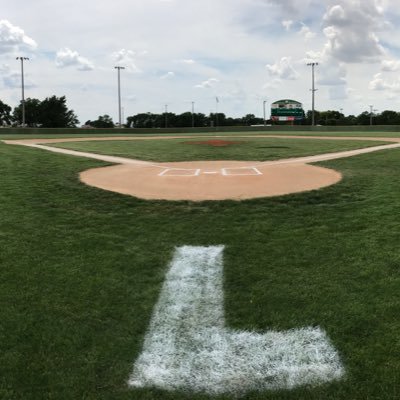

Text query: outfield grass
(49, 137), (388, 162)
(1, 138), (400, 399)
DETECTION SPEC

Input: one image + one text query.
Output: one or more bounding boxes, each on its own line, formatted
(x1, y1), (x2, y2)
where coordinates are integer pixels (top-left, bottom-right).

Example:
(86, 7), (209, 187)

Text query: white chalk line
(5, 139), (400, 175)
(158, 168), (201, 177)
(128, 246), (344, 395)
(158, 167), (263, 177)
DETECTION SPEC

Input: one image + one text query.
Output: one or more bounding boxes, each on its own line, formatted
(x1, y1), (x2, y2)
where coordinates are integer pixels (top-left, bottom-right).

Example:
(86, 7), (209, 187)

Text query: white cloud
(266, 57), (299, 80)
(1, 63), (35, 89)
(266, 0), (315, 17)
(317, 61), (347, 86)
(263, 78), (281, 90)
(369, 72), (400, 92)
(112, 49), (141, 73)
(0, 19), (37, 52)
(160, 71), (175, 79)
(369, 73), (386, 90)
(381, 59), (400, 71)
(321, 1), (386, 63)
(282, 20), (293, 31)
(180, 59), (195, 64)
(195, 78), (219, 89)
(55, 47), (94, 71)
(298, 24), (315, 40)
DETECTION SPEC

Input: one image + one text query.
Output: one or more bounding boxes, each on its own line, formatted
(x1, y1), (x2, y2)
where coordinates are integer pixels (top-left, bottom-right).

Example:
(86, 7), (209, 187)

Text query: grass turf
(48, 136), (388, 162)
(1, 137), (400, 399)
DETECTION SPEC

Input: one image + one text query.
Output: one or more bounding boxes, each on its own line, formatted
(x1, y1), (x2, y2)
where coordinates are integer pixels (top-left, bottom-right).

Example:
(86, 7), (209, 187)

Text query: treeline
(3, 95), (400, 128)
(0, 97), (78, 128)
(85, 112), (265, 128)
(303, 110), (400, 126)
(125, 112), (264, 128)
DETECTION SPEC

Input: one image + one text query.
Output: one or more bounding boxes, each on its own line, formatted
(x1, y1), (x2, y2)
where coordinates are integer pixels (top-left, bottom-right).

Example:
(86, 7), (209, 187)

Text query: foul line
(129, 246), (344, 395)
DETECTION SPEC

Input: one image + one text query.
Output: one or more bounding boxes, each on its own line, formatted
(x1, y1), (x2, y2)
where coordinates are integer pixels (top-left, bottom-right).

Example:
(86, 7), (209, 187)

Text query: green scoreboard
(271, 99), (304, 122)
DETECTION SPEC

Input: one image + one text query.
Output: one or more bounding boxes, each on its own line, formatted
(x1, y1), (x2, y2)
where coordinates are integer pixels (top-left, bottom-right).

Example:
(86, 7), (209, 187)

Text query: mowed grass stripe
(1, 141), (400, 399)
(48, 137), (388, 162)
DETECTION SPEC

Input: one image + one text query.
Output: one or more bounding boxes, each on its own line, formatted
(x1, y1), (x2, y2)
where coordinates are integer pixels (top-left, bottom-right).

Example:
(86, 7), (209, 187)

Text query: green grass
(48, 137), (388, 162)
(1, 138), (400, 399)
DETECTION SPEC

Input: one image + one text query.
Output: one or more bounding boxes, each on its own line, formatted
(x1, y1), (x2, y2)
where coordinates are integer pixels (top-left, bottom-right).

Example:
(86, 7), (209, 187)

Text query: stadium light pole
(369, 105), (373, 126)
(16, 57), (29, 127)
(215, 96), (219, 128)
(114, 66), (125, 127)
(165, 104), (168, 128)
(307, 62), (318, 126)
(263, 100), (267, 126)
(191, 101), (195, 128)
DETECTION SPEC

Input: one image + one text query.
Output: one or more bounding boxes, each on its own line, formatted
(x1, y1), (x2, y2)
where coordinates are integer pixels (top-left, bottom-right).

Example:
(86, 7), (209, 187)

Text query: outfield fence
(2, 125), (400, 135)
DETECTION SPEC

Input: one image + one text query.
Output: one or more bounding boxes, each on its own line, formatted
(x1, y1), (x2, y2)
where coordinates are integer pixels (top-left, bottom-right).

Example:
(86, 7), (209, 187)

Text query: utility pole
(307, 62), (318, 126)
(165, 104), (168, 128)
(114, 66), (125, 127)
(16, 57), (29, 127)
(191, 101), (195, 128)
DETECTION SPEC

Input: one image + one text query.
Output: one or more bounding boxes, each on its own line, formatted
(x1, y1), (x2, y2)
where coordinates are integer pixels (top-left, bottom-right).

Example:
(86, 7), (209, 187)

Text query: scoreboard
(271, 99), (304, 122)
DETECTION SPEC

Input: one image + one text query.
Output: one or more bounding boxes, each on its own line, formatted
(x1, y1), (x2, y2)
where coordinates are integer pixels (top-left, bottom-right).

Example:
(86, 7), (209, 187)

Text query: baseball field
(1, 131), (400, 399)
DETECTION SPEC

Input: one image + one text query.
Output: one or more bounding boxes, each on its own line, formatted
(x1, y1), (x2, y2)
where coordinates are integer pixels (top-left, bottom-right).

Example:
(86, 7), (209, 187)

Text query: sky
(2, 0), (400, 124)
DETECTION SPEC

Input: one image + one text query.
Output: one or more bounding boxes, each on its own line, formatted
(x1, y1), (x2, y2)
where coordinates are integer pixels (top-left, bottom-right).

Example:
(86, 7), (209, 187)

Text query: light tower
(263, 100), (267, 126)
(307, 62), (318, 126)
(369, 105), (373, 126)
(16, 57), (29, 127)
(114, 66), (125, 127)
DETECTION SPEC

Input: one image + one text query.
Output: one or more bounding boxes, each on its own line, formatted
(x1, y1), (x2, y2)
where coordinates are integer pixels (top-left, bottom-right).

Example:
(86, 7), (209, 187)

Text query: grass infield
(48, 136), (388, 162)
(1, 134), (400, 399)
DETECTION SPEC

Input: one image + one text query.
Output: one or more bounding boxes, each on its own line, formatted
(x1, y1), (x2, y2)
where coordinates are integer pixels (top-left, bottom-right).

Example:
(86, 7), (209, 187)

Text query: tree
(304, 110), (321, 125)
(241, 114), (264, 126)
(86, 115), (115, 128)
(39, 96), (79, 127)
(13, 98), (41, 127)
(0, 99), (12, 126)
(356, 111), (372, 125)
(127, 113), (158, 128)
(209, 113), (227, 126)
(13, 96), (79, 127)
(175, 112), (193, 127)
(375, 110), (400, 125)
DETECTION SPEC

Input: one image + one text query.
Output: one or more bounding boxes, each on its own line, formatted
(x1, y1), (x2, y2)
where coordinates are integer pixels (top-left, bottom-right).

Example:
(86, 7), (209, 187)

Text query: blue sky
(2, 0), (400, 124)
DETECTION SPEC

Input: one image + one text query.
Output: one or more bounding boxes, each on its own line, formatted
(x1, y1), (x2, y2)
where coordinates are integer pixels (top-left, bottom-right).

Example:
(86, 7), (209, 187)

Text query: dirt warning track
(4, 136), (400, 201)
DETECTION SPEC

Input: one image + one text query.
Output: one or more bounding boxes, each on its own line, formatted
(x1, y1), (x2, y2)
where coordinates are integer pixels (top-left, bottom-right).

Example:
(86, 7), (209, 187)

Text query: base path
(4, 136), (400, 201)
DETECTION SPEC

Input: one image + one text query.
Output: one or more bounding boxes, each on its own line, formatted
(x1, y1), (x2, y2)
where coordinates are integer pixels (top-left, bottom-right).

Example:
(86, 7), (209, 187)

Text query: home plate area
(80, 161), (342, 201)
(158, 167), (262, 177)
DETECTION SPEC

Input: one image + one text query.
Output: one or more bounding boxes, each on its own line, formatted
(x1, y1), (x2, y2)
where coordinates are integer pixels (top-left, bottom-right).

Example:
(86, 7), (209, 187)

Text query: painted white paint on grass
(128, 246), (344, 395)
